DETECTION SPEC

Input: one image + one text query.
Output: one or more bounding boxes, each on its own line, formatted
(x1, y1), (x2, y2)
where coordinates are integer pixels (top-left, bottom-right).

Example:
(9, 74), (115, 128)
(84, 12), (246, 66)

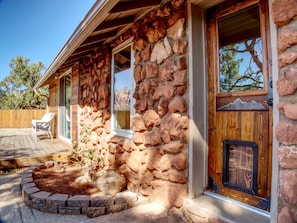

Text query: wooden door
(207, 0), (272, 210)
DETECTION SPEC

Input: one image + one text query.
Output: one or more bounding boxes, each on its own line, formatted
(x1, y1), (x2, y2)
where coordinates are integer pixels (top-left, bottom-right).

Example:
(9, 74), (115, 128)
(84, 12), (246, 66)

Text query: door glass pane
(59, 73), (71, 140)
(218, 4), (263, 93)
(65, 74), (71, 139)
(113, 45), (131, 130)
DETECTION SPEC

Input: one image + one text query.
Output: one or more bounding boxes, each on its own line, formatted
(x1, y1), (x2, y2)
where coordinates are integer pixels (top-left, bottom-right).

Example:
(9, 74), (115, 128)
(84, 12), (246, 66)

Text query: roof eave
(34, 0), (120, 89)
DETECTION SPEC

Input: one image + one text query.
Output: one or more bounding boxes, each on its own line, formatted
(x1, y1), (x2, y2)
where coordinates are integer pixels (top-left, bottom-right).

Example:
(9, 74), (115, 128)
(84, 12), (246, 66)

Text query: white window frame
(111, 38), (134, 138)
(58, 68), (72, 144)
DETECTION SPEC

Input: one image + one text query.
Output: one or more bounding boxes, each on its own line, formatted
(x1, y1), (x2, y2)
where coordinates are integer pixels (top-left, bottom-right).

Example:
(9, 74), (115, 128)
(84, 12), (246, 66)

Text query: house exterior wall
(77, 0), (189, 208)
(48, 81), (59, 137)
(272, 0), (297, 222)
(44, 0), (297, 220)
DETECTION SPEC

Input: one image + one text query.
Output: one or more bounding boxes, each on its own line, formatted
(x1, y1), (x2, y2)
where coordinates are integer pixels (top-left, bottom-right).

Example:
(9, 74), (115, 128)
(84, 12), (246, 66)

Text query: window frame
(58, 68), (72, 143)
(214, 0), (269, 98)
(110, 38), (134, 138)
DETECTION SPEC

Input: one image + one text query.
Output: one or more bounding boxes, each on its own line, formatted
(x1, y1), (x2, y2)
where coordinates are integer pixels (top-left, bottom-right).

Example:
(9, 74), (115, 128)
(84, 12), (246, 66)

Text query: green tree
(0, 56), (48, 109)
(219, 38), (263, 93)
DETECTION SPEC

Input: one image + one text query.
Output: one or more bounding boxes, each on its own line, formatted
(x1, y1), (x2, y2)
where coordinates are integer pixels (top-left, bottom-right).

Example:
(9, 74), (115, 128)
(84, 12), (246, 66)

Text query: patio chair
(32, 113), (55, 141)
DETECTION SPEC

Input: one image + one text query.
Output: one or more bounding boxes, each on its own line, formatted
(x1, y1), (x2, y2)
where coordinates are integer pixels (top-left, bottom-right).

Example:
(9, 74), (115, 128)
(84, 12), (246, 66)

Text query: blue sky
(0, 0), (95, 81)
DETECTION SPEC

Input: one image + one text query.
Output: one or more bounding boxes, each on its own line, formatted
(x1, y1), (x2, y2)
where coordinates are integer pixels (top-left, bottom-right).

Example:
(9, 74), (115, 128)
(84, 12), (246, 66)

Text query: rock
(167, 18), (185, 41)
(272, 0), (297, 26)
(277, 27), (297, 53)
(143, 109), (160, 127)
(278, 206), (294, 223)
(276, 68), (297, 96)
(276, 120), (297, 145)
(151, 37), (172, 64)
(96, 169), (126, 196)
(278, 52), (297, 68)
(279, 169), (297, 204)
(168, 96), (187, 113)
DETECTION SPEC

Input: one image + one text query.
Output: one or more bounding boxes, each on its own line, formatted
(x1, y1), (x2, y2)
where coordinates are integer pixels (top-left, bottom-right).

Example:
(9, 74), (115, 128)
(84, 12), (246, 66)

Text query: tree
(219, 38), (263, 93)
(0, 56), (48, 109)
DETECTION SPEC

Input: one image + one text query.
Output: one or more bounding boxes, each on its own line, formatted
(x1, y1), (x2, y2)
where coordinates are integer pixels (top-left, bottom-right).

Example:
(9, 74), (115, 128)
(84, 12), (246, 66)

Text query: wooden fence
(0, 109), (46, 128)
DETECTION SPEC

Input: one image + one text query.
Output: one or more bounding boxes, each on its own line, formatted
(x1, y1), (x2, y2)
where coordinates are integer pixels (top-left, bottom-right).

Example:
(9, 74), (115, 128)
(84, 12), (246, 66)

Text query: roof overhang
(34, 0), (163, 89)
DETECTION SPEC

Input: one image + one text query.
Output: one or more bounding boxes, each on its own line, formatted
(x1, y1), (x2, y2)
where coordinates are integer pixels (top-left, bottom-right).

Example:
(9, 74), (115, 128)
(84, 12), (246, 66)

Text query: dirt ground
(32, 165), (100, 196)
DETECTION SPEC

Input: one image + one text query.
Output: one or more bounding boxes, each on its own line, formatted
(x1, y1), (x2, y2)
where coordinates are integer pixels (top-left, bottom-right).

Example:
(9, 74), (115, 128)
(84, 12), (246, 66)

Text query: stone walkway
(0, 170), (183, 223)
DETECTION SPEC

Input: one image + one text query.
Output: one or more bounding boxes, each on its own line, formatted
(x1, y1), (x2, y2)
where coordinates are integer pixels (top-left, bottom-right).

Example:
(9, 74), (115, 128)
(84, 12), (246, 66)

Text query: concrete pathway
(0, 171), (177, 223)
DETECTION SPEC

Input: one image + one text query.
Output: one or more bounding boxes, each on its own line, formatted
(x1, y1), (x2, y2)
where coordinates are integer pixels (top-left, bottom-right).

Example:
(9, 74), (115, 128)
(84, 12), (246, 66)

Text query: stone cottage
(34, 0), (297, 222)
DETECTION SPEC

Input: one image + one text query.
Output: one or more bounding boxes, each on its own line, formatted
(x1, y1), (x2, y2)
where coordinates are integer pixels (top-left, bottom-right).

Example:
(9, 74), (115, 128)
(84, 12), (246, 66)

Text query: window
(111, 40), (134, 138)
(59, 70), (71, 141)
(218, 3), (265, 94)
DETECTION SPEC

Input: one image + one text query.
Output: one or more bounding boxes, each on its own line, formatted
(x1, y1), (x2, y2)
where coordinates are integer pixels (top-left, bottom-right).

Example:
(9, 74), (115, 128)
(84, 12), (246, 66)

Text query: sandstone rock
(160, 154), (172, 171)
(127, 151), (142, 172)
(276, 68), (297, 96)
(158, 98), (169, 116)
(278, 206), (294, 223)
(134, 95), (148, 112)
(147, 147), (162, 170)
(162, 84), (176, 99)
(133, 38), (147, 51)
(278, 27), (297, 53)
(98, 85), (109, 109)
(172, 0), (185, 9)
(138, 79), (151, 95)
(134, 51), (142, 65)
(143, 109), (160, 127)
(173, 70), (187, 86)
(145, 62), (159, 78)
(173, 40), (188, 54)
(140, 170), (154, 186)
(272, 0), (297, 26)
(151, 37), (172, 64)
(141, 45), (151, 61)
(150, 180), (187, 208)
(134, 65), (143, 84)
(162, 142), (184, 154)
(159, 58), (177, 81)
(279, 169), (297, 204)
(172, 153), (187, 170)
(278, 52), (297, 68)
(160, 129), (171, 143)
(276, 120), (297, 145)
(161, 112), (184, 140)
(167, 18), (185, 41)
(131, 115), (146, 132)
(96, 169), (126, 196)
(278, 102), (297, 120)
(132, 132), (145, 145)
(177, 56), (187, 70)
(168, 96), (187, 113)
(278, 145), (297, 168)
(168, 169), (187, 183)
(146, 19), (167, 43)
(144, 128), (162, 146)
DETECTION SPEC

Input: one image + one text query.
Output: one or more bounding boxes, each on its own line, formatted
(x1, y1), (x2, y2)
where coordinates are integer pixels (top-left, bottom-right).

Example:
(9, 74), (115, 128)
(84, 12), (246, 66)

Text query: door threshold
(183, 193), (270, 223)
(204, 191), (270, 218)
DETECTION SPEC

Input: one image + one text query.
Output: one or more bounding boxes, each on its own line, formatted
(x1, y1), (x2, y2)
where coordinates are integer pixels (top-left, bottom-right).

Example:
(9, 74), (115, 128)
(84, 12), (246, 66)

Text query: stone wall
(78, 0), (188, 208)
(272, 0), (297, 222)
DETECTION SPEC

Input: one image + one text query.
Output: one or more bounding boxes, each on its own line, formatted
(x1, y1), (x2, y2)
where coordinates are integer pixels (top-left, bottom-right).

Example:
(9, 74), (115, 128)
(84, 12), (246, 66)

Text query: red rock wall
(78, 0), (188, 208)
(272, 0), (297, 222)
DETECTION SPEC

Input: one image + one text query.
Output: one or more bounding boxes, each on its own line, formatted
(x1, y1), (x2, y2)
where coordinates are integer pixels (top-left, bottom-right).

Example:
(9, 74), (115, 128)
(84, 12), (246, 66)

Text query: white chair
(32, 113), (55, 141)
